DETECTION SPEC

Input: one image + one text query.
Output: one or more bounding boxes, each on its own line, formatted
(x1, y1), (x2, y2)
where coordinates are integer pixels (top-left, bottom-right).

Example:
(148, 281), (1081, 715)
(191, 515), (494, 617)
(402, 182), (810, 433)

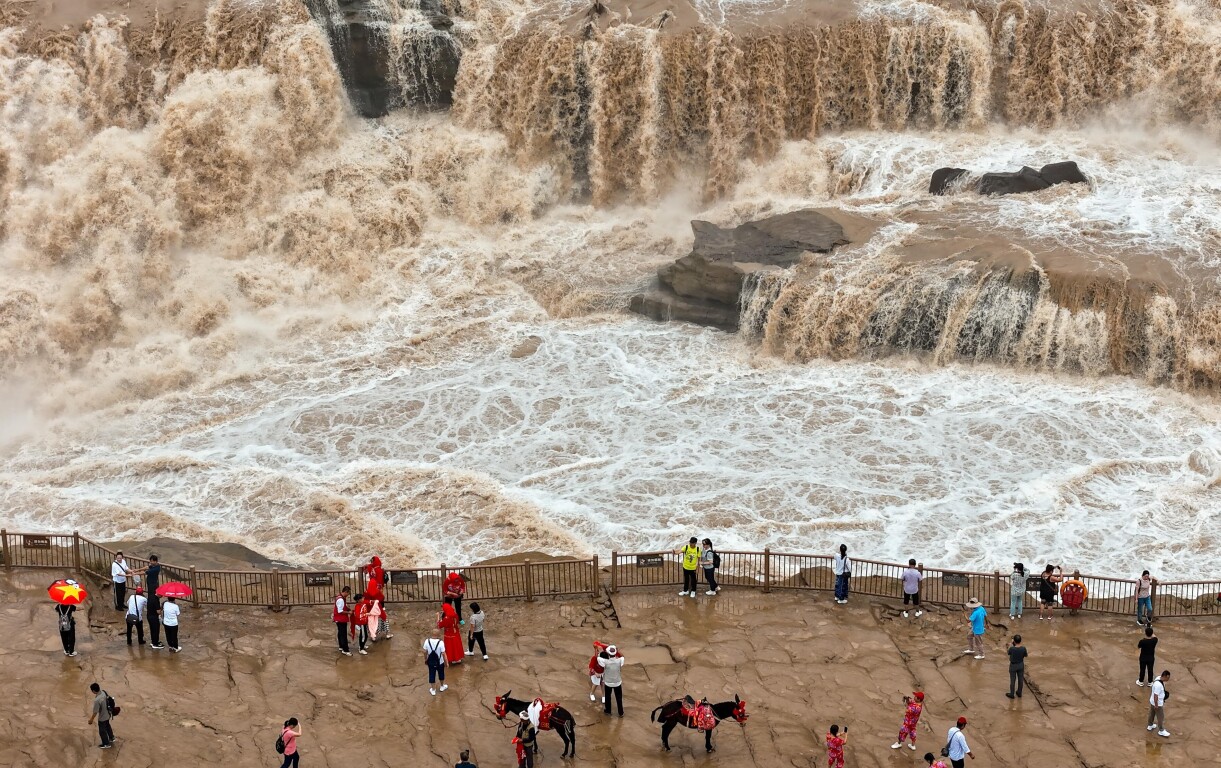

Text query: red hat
(913, 691), (924, 701)
(135, 587), (144, 595)
(957, 716), (968, 726)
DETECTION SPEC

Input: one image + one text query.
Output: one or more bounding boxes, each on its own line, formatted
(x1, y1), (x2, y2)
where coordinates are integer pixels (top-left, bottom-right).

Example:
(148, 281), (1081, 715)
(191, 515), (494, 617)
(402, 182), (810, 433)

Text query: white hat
(606, 644), (617, 655)
(519, 711), (529, 720)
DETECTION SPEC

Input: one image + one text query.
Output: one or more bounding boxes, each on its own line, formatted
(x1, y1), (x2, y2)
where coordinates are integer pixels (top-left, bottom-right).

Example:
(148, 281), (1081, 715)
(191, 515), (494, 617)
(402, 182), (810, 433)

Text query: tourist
(366, 595), (383, 645)
(600, 644), (625, 716)
(825, 724), (848, 768)
(1006, 634), (1027, 698)
(1009, 563), (1027, 619)
(351, 592), (370, 655)
(55, 602), (77, 657)
(111, 552), (130, 610)
(161, 595), (182, 652)
(1146, 670), (1170, 737)
(588, 641), (608, 703)
(465, 602), (488, 660)
(833, 544), (851, 604)
(1136, 626), (1158, 687)
(701, 538), (720, 595)
(332, 585), (352, 656)
(515, 712), (538, 767)
(443, 571), (467, 624)
(278, 717), (302, 768)
(1135, 570), (1155, 626)
(87, 682), (114, 749)
(439, 596), (464, 664)
(364, 556), (387, 602)
(902, 559), (923, 618)
(964, 598), (986, 659)
(142, 555), (163, 648)
(455, 749), (477, 768)
(924, 752), (950, 768)
(676, 537), (701, 597)
(125, 587), (148, 646)
(945, 717), (973, 767)
(1037, 564), (1061, 620)
(424, 628), (448, 695)
(891, 691), (924, 750)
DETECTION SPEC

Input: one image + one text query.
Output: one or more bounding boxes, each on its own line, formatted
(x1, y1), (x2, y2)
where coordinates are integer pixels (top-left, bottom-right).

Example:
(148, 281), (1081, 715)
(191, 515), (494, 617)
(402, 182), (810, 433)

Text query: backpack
(104, 692), (120, 718)
(712, 551), (721, 569)
(57, 608), (72, 632)
(275, 733), (286, 754)
(425, 640), (442, 666)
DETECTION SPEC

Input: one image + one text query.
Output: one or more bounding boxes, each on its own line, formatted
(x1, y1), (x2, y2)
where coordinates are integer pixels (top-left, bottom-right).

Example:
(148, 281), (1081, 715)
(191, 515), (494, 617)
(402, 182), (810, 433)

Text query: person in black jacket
(1006, 635), (1027, 698)
(1136, 626), (1158, 686)
(56, 603), (77, 656)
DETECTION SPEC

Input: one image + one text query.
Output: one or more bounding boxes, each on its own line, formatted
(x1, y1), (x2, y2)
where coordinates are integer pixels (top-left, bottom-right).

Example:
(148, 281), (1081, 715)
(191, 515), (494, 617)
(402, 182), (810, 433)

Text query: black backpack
(712, 552), (721, 569)
(275, 733), (286, 754)
(105, 691), (120, 717)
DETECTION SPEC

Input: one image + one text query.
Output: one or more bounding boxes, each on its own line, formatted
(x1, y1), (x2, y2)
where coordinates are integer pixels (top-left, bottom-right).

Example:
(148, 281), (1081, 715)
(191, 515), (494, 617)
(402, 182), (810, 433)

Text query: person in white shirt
(111, 553), (130, 610)
(423, 629), (447, 695)
(125, 588), (148, 646)
(160, 596), (182, 652)
(1146, 670), (1171, 737)
(946, 717), (973, 767)
(901, 559), (924, 618)
(833, 545), (852, 604)
(600, 644), (625, 717)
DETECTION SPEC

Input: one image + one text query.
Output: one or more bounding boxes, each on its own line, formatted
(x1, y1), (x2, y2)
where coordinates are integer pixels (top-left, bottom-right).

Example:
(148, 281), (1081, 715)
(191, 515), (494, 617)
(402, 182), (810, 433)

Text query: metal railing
(3, 530), (1217, 619)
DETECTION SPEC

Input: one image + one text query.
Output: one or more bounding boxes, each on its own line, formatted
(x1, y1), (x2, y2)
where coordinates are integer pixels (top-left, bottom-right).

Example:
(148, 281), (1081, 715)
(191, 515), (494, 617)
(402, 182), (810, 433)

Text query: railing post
(524, 559), (534, 602)
(591, 555), (599, 597)
(440, 563), (446, 602)
(993, 570), (1001, 610)
(1149, 579), (1157, 622)
(73, 531), (82, 573)
(610, 551), (618, 593)
(1, 529), (9, 571)
(189, 566), (199, 608)
(271, 568), (282, 611)
(763, 548), (771, 593)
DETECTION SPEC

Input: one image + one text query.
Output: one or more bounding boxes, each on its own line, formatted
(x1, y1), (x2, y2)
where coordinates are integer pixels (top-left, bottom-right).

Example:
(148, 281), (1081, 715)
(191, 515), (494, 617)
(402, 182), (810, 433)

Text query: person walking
(1136, 626), (1158, 686)
(825, 724), (848, 768)
(1006, 635), (1027, 698)
(351, 593), (371, 655)
(924, 752), (950, 768)
(964, 598), (986, 659)
(891, 691), (924, 750)
(833, 545), (851, 604)
(515, 712), (538, 768)
(278, 717), (302, 768)
(56, 602), (77, 657)
(465, 602), (488, 660)
(700, 538), (720, 595)
(333, 586), (352, 656)
(1135, 570), (1156, 626)
(676, 537), (701, 597)
(1038, 564), (1061, 620)
(1146, 670), (1170, 737)
(945, 717), (973, 767)
(424, 629), (448, 695)
(111, 552), (130, 610)
(901, 559), (923, 618)
(600, 644), (625, 717)
(455, 749), (478, 768)
(443, 571), (467, 624)
(87, 683), (114, 749)
(161, 595), (182, 652)
(125, 588), (148, 646)
(142, 555), (164, 649)
(1009, 563), (1027, 619)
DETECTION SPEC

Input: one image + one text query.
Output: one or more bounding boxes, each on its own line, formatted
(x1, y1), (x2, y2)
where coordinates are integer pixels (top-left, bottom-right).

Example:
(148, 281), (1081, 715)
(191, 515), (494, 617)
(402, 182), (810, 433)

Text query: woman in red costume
(443, 571), (467, 623)
(364, 556), (387, 602)
(438, 596), (463, 664)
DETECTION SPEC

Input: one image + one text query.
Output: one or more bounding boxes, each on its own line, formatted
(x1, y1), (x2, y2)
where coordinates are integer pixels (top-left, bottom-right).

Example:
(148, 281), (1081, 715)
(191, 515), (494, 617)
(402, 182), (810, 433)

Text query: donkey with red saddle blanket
(651, 695), (748, 752)
(494, 691), (578, 758)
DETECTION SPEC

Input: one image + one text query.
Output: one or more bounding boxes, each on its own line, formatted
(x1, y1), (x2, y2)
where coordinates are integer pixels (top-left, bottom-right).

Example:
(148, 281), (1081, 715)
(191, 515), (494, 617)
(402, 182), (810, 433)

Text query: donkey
(493, 691), (578, 758)
(650, 695), (749, 752)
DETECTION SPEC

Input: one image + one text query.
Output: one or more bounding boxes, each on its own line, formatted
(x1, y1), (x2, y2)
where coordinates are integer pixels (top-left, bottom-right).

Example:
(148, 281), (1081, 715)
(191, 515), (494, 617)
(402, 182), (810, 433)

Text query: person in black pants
(142, 556), (163, 648)
(1137, 626), (1158, 686)
(88, 683), (114, 748)
(1006, 634), (1027, 698)
(56, 604), (77, 656)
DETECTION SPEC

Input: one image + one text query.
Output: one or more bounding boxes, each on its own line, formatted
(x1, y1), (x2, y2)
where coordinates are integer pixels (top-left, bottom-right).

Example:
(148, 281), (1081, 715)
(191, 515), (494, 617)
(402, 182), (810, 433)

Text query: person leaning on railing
(1135, 570), (1157, 626)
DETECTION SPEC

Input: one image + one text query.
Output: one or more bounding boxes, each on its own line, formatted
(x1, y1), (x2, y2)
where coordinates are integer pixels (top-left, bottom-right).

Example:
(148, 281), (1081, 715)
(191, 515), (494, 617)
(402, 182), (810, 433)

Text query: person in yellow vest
(675, 537), (701, 597)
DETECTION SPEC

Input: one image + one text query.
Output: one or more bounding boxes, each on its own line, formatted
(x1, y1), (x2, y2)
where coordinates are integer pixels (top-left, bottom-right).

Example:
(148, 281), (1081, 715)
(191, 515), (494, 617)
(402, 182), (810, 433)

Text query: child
(826, 724), (848, 768)
(466, 602), (488, 660)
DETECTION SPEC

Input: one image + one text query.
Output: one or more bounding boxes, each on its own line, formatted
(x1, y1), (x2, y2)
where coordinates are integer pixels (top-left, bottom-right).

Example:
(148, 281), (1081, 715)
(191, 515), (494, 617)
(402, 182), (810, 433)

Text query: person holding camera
(825, 724), (848, 768)
(1038, 564), (1062, 620)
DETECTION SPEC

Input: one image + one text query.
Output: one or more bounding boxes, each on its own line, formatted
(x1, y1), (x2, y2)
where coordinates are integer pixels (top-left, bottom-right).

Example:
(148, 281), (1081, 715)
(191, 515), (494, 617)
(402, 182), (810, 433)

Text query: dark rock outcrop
(931, 161), (1089, 197)
(304, 0), (461, 118)
(929, 167), (968, 195)
(630, 210), (848, 331)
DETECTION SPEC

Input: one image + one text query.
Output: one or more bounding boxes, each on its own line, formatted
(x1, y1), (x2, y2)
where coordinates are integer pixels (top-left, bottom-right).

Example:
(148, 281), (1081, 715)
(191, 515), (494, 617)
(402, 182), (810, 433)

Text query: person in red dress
(438, 597), (463, 664)
(364, 556), (386, 602)
(443, 571), (467, 624)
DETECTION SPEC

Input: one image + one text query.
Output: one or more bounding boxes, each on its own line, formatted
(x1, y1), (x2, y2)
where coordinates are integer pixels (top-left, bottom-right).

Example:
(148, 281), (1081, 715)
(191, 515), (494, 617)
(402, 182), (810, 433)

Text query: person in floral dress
(892, 691), (925, 750)
(825, 724), (848, 768)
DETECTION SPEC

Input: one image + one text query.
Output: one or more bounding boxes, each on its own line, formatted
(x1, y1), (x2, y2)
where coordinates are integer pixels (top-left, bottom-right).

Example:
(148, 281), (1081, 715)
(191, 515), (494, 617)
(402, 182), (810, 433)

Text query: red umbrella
(156, 582), (193, 599)
(48, 579), (89, 606)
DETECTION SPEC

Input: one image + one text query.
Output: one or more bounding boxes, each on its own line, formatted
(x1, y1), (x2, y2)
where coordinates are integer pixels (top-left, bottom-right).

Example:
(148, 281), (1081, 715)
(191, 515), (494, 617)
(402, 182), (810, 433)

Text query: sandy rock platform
(2, 570), (1217, 767)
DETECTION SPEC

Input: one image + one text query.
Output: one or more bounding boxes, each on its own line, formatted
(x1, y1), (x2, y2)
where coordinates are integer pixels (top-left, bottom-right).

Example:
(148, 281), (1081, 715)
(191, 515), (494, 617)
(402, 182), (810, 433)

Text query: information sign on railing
(390, 570), (418, 585)
(23, 535), (51, 549)
(305, 574), (333, 587)
(942, 572), (970, 588)
(636, 554), (664, 568)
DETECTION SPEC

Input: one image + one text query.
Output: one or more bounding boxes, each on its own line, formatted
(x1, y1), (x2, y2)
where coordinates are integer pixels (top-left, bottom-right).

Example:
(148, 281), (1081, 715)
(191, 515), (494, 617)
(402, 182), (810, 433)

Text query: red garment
(826, 734), (845, 768)
(443, 572), (466, 598)
(364, 556), (386, 602)
(438, 603), (463, 663)
(350, 598), (371, 638)
(331, 595), (349, 623)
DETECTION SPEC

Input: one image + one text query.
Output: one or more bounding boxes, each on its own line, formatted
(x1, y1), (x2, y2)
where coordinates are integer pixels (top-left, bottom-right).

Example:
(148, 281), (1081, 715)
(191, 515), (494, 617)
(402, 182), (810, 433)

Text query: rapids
(1, 0), (1218, 575)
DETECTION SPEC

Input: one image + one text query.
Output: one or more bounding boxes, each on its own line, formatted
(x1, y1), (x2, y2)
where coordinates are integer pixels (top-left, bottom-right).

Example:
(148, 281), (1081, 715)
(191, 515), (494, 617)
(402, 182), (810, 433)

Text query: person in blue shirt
(963, 598), (987, 659)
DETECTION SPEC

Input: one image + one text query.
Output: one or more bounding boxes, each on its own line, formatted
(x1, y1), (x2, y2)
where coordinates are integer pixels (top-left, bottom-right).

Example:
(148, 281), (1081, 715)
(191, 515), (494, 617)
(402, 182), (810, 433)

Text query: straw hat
(964, 598), (982, 609)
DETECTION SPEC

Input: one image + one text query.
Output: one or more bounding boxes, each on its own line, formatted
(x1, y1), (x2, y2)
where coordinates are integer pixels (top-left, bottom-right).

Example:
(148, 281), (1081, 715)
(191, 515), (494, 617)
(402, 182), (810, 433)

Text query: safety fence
(3, 530), (1218, 618)
(609, 550), (1221, 619)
